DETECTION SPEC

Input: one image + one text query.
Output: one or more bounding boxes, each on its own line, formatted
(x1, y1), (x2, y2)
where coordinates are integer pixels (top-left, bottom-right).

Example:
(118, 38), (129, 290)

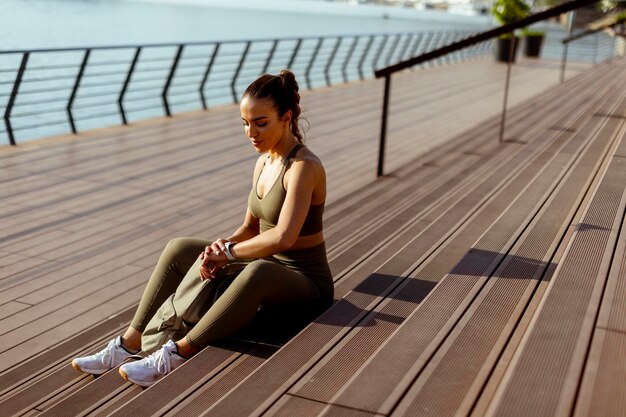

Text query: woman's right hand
(199, 243), (229, 281)
(199, 246), (216, 281)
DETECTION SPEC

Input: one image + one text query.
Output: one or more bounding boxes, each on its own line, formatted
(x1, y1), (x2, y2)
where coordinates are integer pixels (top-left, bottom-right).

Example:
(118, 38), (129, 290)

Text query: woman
(71, 70), (333, 387)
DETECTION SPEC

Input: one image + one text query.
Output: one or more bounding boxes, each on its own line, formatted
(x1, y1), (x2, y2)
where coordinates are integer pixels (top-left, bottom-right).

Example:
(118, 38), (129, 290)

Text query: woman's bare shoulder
(294, 145), (323, 169)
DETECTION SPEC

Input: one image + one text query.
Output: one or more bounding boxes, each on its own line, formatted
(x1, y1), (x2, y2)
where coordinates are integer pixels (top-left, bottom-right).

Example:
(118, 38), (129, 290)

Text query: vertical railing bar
(439, 32), (454, 64)
(305, 37), (323, 91)
(118, 46), (141, 125)
(441, 31), (450, 64)
(499, 33), (515, 143)
(450, 32), (462, 62)
(262, 40), (279, 75)
(425, 32), (440, 67)
(438, 32), (449, 64)
(417, 32), (435, 69)
(561, 10), (576, 83)
(400, 33), (412, 62)
(398, 33), (415, 62)
(342, 36), (359, 83)
(457, 32), (467, 60)
(378, 74), (391, 177)
(162, 44), (184, 117)
(200, 43), (220, 110)
(325, 37), (342, 87)
(403, 33), (419, 62)
(358, 35), (375, 80)
(410, 33), (429, 71)
(3, 52), (29, 146)
(373, 34), (389, 71)
(470, 32), (483, 58)
(428, 32), (444, 67)
(231, 41), (251, 103)
(459, 32), (466, 61)
(287, 39), (302, 70)
(561, 43), (569, 82)
(385, 34), (402, 67)
(67, 48), (91, 135)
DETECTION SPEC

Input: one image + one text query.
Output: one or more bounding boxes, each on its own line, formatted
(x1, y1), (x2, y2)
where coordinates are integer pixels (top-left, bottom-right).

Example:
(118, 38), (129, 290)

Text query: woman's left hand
(199, 246), (228, 281)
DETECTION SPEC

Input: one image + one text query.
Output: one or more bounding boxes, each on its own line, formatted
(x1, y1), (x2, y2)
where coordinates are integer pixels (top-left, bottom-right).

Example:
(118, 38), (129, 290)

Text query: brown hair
(243, 69), (305, 143)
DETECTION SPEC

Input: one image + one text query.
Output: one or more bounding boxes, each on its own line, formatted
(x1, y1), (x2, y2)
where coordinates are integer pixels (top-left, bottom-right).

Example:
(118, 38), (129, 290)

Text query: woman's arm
(224, 210), (260, 243)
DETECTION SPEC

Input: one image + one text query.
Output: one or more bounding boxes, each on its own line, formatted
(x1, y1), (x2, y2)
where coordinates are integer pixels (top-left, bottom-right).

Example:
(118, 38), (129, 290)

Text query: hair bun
(279, 69), (299, 93)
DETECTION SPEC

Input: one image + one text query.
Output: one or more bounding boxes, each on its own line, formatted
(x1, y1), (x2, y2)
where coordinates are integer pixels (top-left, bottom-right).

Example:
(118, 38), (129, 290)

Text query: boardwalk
(2, 56), (624, 417)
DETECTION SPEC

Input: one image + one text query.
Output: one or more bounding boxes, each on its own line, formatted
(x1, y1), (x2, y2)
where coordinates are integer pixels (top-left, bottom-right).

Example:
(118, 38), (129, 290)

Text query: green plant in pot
(492, 0), (531, 62)
(522, 28), (545, 58)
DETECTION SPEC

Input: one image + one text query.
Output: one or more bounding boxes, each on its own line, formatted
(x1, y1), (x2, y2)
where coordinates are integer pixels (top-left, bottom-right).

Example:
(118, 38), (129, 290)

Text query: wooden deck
(1, 56), (625, 417)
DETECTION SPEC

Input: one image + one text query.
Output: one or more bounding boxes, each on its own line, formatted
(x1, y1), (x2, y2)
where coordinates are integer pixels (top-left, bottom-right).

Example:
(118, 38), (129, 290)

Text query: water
(0, 0), (491, 50)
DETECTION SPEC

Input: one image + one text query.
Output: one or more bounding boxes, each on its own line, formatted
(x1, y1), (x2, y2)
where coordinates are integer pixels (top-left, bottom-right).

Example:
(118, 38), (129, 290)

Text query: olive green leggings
(130, 238), (333, 350)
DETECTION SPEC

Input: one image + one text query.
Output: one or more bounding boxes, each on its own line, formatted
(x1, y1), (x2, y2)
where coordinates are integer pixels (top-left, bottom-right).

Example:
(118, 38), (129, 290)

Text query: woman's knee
(234, 260), (278, 290)
(164, 237), (206, 259)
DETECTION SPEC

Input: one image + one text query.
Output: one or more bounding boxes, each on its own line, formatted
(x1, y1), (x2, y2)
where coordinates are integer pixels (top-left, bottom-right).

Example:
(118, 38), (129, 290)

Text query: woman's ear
(282, 110), (292, 126)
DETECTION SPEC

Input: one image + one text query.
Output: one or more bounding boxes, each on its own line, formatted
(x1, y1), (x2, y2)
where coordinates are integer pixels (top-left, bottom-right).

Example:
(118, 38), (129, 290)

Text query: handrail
(564, 20), (625, 43)
(373, 0), (605, 177)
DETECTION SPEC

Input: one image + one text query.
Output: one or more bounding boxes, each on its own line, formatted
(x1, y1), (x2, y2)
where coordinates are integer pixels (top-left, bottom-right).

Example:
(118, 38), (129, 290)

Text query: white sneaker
(71, 336), (139, 375)
(118, 340), (186, 387)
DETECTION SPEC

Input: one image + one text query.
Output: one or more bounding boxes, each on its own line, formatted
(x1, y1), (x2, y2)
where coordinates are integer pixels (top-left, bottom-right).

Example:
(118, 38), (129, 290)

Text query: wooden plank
(262, 395), (384, 417)
(107, 344), (274, 417)
(388, 97), (626, 417)
(86, 385), (142, 417)
(486, 118), (626, 417)
(573, 330), (626, 417)
(0, 284), (144, 372)
(0, 268), (147, 354)
(573, 139), (626, 417)
(0, 309), (132, 396)
(0, 365), (89, 417)
(0, 301), (31, 320)
(0, 265), (141, 334)
(38, 361), (136, 417)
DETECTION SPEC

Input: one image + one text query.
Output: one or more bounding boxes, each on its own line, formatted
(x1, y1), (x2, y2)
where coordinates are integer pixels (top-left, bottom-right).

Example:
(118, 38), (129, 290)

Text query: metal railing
(374, 0), (622, 177)
(1, 30), (493, 146)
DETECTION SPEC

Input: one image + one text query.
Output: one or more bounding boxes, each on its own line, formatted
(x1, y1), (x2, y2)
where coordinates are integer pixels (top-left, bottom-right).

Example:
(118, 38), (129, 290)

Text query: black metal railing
(374, 0), (621, 177)
(1, 30), (493, 146)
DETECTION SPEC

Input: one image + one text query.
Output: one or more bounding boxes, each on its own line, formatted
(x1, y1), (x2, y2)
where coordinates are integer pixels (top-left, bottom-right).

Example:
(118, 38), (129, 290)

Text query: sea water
(0, 0), (492, 50)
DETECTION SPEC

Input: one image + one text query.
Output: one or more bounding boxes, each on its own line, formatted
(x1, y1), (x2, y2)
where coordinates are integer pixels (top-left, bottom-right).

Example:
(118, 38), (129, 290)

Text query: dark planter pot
(495, 37), (520, 63)
(524, 35), (544, 58)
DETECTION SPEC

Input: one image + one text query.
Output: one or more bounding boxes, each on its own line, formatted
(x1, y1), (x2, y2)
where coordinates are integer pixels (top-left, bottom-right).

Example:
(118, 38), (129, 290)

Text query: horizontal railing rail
(373, 0), (623, 177)
(1, 29), (493, 146)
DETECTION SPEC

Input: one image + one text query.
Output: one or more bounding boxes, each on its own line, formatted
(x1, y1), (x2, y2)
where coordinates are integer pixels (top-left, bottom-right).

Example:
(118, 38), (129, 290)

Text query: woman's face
(240, 96), (290, 153)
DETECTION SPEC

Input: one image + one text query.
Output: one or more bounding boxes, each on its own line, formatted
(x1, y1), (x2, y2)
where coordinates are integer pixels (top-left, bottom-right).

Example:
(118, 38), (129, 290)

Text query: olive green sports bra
(247, 143), (324, 236)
